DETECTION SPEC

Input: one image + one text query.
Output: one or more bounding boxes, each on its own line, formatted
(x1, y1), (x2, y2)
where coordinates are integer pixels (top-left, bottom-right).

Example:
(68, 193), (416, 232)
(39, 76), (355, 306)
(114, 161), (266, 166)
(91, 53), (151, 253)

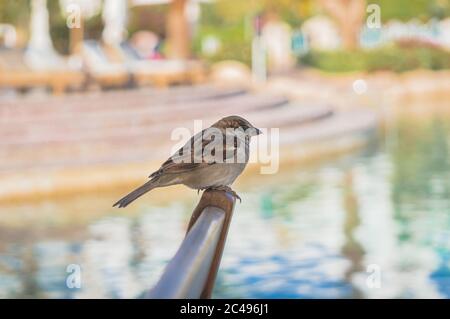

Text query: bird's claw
(206, 186), (241, 203)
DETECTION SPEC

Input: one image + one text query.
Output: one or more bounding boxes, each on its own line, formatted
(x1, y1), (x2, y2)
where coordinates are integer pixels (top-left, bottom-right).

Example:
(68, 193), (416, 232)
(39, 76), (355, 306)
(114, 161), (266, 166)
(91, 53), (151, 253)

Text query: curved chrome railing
(148, 190), (235, 299)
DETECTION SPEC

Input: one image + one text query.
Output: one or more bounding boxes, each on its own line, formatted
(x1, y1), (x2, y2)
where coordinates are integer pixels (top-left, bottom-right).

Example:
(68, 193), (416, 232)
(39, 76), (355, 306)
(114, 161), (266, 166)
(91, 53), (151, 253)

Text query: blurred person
(130, 30), (162, 60)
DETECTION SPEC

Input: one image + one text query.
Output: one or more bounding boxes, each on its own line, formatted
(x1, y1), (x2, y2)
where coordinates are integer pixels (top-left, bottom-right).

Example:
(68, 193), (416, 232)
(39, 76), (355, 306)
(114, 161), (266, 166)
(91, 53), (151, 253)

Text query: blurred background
(0, 0), (450, 299)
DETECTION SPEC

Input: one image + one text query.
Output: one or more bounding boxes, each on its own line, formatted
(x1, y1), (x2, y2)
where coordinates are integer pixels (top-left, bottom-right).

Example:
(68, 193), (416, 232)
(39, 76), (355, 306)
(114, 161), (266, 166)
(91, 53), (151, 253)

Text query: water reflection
(1, 112), (450, 298)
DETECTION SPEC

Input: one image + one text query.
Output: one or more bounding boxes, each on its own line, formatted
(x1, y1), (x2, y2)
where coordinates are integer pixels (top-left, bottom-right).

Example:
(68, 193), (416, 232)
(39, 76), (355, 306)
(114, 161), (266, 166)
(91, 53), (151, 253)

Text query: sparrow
(113, 115), (262, 208)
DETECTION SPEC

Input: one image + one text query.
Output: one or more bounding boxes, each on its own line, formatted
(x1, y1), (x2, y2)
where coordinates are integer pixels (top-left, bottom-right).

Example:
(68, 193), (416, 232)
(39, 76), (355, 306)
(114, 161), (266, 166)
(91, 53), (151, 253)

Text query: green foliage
(193, 0), (313, 64)
(194, 21), (252, 65)
(193, 3), (251, 64)
(368, 0), (450, 22)
(194, 0), (450, 65)
(0, 0), (30, 27)
(300, 44), (450, 73)
(1, 0), (449, 58)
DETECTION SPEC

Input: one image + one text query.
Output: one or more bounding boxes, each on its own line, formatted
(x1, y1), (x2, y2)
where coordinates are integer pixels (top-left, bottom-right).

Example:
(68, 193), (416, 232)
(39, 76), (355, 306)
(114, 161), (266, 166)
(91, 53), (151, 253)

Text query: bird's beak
(246, 126), (262, 136)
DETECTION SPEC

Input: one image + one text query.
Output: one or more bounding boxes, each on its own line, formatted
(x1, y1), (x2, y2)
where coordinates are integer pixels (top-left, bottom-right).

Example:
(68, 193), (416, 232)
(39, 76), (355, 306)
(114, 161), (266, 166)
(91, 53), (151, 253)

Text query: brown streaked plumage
(113, 115), (261, 208)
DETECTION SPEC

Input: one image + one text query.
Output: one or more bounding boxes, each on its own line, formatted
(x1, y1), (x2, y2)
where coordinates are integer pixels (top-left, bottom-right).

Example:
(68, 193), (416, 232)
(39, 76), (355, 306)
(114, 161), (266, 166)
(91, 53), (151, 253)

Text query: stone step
(280, 110), (379, 145)
(0, 94), (288, 144)
(0, 103), (335, 171)
(0, 86), (247, 123)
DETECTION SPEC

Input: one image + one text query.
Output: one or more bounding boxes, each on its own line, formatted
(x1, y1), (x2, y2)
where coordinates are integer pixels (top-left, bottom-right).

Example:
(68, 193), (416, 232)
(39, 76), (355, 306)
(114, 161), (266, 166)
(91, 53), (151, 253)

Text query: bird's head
(213, 115), (262, 137)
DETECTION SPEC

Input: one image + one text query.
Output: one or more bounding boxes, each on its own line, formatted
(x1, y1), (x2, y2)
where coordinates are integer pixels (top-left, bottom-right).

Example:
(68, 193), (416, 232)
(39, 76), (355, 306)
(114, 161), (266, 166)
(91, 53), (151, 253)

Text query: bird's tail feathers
(113, 180), (157, 208)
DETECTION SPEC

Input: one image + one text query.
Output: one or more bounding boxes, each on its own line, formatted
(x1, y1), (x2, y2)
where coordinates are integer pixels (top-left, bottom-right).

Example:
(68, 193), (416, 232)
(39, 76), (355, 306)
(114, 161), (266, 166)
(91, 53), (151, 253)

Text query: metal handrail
(148, 190), (235, 299)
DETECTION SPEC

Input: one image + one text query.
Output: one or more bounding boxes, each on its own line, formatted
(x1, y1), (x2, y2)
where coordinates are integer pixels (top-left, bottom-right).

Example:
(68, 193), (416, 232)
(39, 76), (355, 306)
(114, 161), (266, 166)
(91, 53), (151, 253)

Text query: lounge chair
(0, 48), (84, 95)
(80, 40), (130, 88)
(103, 42), (206, 87)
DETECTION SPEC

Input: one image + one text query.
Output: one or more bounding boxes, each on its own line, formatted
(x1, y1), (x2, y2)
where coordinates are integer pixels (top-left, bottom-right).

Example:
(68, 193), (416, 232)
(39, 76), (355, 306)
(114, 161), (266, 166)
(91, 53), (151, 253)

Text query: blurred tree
(316, 0), (450, 50)
(318, 0), (366, 50)
(128, 5), (167, 37)
(167, 0), (190, 58)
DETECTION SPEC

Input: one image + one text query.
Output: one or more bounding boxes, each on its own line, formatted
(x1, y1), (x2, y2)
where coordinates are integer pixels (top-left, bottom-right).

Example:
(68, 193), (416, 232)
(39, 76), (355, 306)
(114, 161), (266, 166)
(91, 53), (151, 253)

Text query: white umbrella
(102, 0), (128, 45)
(28, 0), (54, 51)
(26, 0), (66, 70)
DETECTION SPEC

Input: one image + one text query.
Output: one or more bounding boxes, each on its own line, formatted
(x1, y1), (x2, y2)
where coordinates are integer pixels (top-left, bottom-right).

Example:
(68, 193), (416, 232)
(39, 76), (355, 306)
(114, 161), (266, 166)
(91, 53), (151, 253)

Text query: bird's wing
(149, 129), (243, 179)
